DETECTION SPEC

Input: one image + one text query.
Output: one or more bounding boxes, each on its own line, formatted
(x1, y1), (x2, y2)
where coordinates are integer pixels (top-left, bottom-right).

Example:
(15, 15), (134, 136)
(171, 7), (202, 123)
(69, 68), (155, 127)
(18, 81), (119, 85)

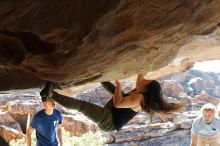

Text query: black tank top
(111, 107), (137, 131)
(111, 93), (138, 131)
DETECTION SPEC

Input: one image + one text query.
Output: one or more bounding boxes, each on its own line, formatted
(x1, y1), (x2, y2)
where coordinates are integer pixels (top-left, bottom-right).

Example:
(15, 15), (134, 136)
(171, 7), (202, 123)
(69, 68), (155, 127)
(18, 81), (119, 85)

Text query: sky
(192, 60), (220, 73)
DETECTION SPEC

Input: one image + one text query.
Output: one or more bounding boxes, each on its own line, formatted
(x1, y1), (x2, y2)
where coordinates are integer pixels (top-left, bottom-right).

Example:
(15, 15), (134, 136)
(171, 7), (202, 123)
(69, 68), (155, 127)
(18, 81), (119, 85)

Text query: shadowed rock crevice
(0, 136), (8, 146)
(0, 33), (26, 66)
(0, 69), (44, 90)
(0, 31), (55, 55)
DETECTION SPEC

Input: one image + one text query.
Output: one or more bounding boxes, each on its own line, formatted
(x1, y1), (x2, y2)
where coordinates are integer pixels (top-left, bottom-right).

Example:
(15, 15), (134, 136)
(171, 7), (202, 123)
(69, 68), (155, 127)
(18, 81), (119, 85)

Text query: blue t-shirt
(30, 109), (62, 146)
(191, 116), (220, 137)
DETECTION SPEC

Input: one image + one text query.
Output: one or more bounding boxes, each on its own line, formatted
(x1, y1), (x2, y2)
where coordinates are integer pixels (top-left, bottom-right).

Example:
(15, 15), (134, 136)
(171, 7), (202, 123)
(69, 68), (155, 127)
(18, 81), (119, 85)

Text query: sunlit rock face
(1, 0), (220, 91)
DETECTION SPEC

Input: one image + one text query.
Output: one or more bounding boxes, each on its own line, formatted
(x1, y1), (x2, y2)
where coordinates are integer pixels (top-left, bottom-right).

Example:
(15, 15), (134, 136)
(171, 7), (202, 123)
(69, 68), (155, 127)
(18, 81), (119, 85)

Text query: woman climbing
(40, 74), (184, 131)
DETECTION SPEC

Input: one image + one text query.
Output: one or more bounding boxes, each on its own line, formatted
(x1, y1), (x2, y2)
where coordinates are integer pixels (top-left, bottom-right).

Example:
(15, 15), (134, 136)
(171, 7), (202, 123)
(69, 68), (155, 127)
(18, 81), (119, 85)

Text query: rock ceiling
(0, 0), (220, 91)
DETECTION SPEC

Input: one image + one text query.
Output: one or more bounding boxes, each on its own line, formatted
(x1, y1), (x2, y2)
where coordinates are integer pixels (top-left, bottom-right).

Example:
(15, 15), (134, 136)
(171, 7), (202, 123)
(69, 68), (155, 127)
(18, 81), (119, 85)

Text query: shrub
(9, 129), (106, 146)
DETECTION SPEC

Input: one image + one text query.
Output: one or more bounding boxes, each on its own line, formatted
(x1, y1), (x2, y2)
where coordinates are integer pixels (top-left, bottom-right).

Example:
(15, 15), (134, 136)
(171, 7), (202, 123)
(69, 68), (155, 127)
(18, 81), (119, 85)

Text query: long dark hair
(141, 80), (184, 115)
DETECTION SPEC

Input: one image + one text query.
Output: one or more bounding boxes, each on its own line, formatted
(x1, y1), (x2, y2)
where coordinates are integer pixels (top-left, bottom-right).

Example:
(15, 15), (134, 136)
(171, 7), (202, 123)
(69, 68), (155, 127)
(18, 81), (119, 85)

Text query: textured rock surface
(0, 125), (25, 143)
(62, 114), (97, 136)
(108, 130), (191, 146)
(161, 80), (184, 97)
(0, 110), (22, 132)
(1, 0), (220, 91)
(106, 120), (192, 146)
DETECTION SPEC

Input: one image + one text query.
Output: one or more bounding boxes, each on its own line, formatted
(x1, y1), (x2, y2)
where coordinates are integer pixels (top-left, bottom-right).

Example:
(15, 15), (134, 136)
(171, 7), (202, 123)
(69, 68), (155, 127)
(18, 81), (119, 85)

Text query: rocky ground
(1, 69), (220, 146)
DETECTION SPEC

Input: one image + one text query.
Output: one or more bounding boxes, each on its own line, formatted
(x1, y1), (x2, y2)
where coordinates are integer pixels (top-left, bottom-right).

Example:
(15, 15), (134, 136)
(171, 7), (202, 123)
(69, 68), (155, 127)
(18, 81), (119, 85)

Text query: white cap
(201, 103), (216, 114)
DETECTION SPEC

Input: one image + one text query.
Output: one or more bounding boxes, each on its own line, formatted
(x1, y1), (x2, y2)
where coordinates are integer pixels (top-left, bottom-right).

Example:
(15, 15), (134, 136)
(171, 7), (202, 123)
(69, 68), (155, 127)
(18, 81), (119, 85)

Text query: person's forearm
(136, 74), (144, 83)
(57, 129), (63, 146)
(113, 81), (123, 107)
(190, 142), (195, 146)
(190, 134), (196, 146)
(26, 134), (31, 146)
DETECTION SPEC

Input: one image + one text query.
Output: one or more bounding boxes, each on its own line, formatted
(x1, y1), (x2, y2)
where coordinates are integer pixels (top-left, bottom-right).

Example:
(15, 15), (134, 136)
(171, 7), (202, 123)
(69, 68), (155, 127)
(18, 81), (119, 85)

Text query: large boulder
(192, 93), (220, 106)
(0, 125), (24, 143)
(106, 119), (193, 145)
(0, 1), (220, 91)
(62, 114), (98, 136)
(0, 110), (22, 132)
(188, 77), (205, 91)
(6, 101), (42, 114)
(161, 80), (184, 98)
(161, 72), (188, 83)
(213, 86), (220, 98)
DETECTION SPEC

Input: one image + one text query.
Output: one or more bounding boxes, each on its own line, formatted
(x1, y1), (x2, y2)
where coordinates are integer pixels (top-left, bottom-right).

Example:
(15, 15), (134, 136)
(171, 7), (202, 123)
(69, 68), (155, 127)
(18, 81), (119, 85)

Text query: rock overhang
(0, 0), (220, 91)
